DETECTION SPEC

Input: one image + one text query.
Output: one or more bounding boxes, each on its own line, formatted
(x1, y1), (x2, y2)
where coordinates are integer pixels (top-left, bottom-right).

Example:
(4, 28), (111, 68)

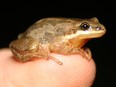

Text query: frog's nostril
(96, 26), (101, 30)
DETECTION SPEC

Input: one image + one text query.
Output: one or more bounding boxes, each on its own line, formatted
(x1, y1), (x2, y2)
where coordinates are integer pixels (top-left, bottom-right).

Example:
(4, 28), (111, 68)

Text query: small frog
(9, 17), (106, 65)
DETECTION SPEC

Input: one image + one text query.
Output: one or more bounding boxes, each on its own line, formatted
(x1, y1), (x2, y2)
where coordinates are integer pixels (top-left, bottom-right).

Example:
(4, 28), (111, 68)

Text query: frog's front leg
(72, 47), (92, 60)
(49, 38), (92, 60)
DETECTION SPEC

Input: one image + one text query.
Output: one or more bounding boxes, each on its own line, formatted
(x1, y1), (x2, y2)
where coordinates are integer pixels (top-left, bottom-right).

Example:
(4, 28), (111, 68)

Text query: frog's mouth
(76, 25), (106, 38)
(66, 29), (106, 39)
(65, 29), (106, 48)
(77, 30), (106, 38)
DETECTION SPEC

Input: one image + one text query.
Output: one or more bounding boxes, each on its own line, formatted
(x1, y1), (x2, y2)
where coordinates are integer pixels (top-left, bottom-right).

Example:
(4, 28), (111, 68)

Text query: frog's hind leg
(19, 53), (63, 65)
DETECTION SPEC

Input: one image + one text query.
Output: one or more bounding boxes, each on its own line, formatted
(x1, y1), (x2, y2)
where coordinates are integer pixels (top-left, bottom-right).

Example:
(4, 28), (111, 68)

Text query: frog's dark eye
(80, 22), (90, 31)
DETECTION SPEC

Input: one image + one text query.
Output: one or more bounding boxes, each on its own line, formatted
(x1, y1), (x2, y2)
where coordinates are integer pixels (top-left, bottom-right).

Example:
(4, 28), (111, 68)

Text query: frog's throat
(68, 38), (91, 48)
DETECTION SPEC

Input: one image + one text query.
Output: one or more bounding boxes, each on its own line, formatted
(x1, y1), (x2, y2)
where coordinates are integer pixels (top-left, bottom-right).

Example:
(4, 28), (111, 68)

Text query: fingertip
(49, 54), (96, 87)
(0, 49), (96, 87)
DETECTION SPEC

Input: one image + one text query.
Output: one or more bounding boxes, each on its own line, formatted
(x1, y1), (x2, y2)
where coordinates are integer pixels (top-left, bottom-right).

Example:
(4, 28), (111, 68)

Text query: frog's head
(74, 17), (106, 39)
(66, 17), (106, 47)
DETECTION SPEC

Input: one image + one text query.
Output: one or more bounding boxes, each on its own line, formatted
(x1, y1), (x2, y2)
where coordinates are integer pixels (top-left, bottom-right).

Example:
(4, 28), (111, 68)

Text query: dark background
(0, 1), (115, 87)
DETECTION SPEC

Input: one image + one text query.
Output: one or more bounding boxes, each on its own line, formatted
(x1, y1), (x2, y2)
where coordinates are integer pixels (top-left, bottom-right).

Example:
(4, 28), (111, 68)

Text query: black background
(0, 1), (116, 87)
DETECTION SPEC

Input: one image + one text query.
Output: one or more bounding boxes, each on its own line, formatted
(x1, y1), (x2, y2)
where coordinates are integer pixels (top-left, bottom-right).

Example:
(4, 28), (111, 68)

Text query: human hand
(0, 48), (96, 87)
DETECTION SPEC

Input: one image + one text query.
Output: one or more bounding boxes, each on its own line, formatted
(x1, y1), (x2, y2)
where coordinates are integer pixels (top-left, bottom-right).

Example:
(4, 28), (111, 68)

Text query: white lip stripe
(65, 30), (105, 39)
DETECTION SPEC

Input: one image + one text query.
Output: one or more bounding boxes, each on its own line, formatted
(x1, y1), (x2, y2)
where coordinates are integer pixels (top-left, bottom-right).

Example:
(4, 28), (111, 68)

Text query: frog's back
(21, 18), (78, 44)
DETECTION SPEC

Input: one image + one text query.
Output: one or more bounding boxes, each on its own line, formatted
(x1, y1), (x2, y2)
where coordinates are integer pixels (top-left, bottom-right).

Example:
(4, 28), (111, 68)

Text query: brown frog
(9, 17), (106, 65)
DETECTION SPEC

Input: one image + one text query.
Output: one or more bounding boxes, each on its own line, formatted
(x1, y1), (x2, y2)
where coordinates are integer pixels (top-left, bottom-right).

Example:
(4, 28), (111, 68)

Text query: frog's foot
(34, 55), (63, 65)
(77, 48), (92, 61)
(47, 55), (63, 65)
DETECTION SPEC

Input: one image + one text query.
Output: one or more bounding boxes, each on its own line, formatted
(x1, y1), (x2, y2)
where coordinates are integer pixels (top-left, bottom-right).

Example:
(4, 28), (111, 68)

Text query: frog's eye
(80, 22), (90, 31)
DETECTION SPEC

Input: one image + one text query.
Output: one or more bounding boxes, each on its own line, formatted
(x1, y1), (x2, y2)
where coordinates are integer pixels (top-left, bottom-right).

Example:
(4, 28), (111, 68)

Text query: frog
(9, 17), (106, 65)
